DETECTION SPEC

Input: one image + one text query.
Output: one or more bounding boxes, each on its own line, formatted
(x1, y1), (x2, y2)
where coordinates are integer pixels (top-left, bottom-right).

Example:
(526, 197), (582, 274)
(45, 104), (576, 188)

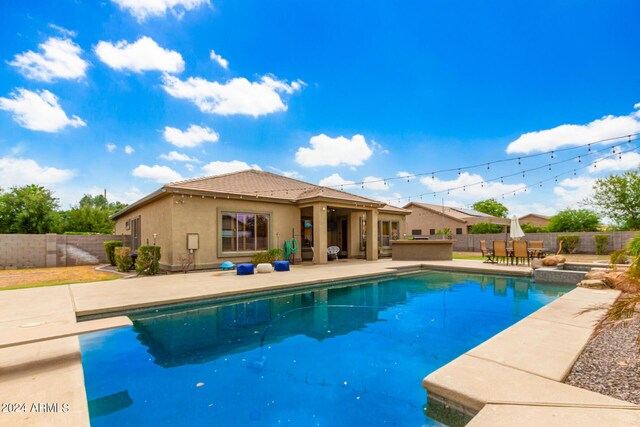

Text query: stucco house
(402, 202), (509, 236)
(518, 213), (551, 228)
(112, 170), (410, 271)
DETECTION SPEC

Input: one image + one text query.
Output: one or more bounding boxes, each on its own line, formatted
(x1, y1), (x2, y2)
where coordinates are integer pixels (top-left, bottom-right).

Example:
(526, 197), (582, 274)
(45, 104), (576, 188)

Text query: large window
(378, 220), (400, 248)
(221, 212), (270, 252)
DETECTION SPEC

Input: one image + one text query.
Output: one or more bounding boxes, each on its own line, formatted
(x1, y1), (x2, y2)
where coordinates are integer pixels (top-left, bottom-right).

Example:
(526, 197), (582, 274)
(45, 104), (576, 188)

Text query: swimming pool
(80, 271), (568, 426)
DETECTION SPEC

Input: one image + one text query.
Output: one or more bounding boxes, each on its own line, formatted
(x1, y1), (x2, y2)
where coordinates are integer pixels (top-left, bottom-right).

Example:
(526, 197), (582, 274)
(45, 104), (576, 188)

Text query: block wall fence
(0, 234), (131, 269)
(449, 231), (637, 253)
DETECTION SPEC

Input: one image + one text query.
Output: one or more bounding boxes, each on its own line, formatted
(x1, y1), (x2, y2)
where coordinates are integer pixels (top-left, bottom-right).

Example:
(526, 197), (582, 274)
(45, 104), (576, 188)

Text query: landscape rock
(542, 256), (558, 266)
(585, 271), (608, 281)
(578, 279), (608, 289)
(531, 258), (543, 269)
(604, 271), (640, 293)
(554, 255), (567, 264)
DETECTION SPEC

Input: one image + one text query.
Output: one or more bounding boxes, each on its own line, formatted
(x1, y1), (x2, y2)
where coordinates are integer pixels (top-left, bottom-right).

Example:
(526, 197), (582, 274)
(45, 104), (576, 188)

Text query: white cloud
(185, 164), (194, 171)
(295, 134), (373, 167)
(420, 172), (524, 200)
(362, 176), (388, 191)
(372, 140), (389, 155)
(507, 103), (640, 154)
(159, 150), (199, 162)
(163, 124), (219, 148)
(9, 37), (88, 82)
(589, 152), (640, 173)
(48, 24), (77, 38)
(552, 175), (595, 209)
(124, 145), (135, 154)
(397, 171), (414, 181)
(161, 74), (304, 117)
(132, 164), (183, 183)
(111, 0), (210, 21)
(318, 173), (356, 189)
(202, 160), (261, 176)
(95, 37), (184, 73)
(106, 143), (116, 152)
(210, 50), (228, 69)
(87, 186), (145, 205)
(0, 89), (86, 132)
(0, 157), (75, 186)
(268, 166), (303, 179)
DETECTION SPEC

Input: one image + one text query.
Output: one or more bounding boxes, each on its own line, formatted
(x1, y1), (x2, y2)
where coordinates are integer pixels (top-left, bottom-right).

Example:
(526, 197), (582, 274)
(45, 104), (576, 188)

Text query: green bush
(521, 222), (547, 233)
(557, 235), (580, 254)
(114, 246), (133, 272)
(104, 240), (123, 266)
(627, 232), (640, 257)
(136, 245), (161, 275)
(610, 249), (628, 265)
(594, 235), (609, 255)
(468, 222), (503, 234)
(252, 248), (284, 265)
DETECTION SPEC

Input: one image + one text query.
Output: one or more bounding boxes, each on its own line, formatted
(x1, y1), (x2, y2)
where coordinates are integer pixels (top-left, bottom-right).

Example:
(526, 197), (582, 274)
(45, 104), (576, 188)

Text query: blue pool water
(80, 271), (568, 426)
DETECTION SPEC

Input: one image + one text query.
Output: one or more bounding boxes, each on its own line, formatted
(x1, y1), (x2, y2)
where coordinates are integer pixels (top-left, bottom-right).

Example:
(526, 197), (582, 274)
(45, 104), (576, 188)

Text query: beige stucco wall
(115, 196), (174, 268)
(519, 215), (550, 228)
(405, 206), (467, 236)
(115, 195), (407, 270)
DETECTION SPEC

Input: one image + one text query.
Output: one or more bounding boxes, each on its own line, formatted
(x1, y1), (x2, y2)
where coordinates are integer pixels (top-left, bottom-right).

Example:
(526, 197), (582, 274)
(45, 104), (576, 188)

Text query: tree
(520, 222), (547, 233)
(547, 209), (600, 232)
(0, 185), (61, 234)
(63, 194), (127, 234)
(468, 223), (503, 234)
(472, 199), (508, 218)
(591, 170), (640, 230)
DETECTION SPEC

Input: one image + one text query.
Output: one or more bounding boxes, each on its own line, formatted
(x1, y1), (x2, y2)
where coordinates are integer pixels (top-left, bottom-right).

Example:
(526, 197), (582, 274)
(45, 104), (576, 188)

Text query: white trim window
(221, 212), (269, 252)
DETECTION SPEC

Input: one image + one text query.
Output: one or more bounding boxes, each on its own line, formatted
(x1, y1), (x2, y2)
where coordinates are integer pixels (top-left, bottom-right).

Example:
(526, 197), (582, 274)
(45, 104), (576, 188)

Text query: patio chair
(480, 240), (495, 263)
(492, 241), (508, 264)
(512, 240), (530, 265)
(327, 246), (340, 260)
(528, 241), (544, 259)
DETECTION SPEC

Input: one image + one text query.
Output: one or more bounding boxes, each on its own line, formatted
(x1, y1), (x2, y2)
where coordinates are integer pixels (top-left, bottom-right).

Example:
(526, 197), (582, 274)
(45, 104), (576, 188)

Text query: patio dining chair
(480, 240), (495, 263)
(492, 241), (508, 264)
(327, 246), (340, 260)
(513, 240), (530, 265)
(528, 240), (544, 259)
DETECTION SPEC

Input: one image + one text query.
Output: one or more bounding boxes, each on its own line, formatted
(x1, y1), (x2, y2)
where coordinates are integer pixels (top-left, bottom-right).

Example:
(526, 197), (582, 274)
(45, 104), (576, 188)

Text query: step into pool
(80, 271), (568, 426)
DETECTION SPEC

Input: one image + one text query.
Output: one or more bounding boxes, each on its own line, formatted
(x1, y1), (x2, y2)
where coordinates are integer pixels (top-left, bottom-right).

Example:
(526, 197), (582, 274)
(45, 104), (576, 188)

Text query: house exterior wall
(114, 194), (407, 270)
(519, 214), (550, 228)
(115, 195), (174, 269)
(405, 206), (466, 236)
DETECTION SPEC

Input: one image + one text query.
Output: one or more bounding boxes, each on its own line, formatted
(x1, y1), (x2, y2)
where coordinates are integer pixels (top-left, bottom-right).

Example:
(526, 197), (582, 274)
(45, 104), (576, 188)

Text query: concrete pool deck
(0, 259), (633, 426)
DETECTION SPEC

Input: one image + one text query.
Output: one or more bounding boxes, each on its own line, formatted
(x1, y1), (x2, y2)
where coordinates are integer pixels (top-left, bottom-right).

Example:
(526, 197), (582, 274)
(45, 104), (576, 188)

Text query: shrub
(468, 222), (503, 234)
(627, 232), (640, 257)
(251, 248), (284, 265)
(521, 222), (547, 233)
(104, 240), (123, 266)
(557, 235), (580, 254)
(114, 247), (133, 272)
(594, 234), (609, 255)
(610, 249), (628, 265)
(136, 245), (161, 275)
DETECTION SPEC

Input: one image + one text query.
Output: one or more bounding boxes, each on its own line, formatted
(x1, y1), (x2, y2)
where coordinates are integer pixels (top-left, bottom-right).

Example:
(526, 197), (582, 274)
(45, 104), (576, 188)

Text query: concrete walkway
(423, 287), (640, 426)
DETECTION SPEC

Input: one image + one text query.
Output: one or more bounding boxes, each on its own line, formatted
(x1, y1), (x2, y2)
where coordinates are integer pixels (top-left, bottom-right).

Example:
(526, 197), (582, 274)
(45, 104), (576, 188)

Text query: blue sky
(1, 0), (639, 217)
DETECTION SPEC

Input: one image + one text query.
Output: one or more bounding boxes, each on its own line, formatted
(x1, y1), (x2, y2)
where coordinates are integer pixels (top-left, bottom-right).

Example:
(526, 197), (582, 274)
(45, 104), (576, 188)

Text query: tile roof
(404, 202), (510, 224)
(167, 170), (382, 205)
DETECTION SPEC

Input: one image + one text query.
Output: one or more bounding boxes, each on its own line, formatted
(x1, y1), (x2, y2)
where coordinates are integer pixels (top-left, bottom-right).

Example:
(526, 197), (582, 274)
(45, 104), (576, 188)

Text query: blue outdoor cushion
(274, 260), (290, 272)
(220, 261), (235, 270)
(237, 263), (255, 275)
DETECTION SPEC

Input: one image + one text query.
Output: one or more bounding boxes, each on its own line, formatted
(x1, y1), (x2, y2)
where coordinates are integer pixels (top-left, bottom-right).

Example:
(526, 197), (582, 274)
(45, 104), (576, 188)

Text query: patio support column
(313, 203), (328, 264)
(365, 209), (378, 261)
(349, 211), (362, 258)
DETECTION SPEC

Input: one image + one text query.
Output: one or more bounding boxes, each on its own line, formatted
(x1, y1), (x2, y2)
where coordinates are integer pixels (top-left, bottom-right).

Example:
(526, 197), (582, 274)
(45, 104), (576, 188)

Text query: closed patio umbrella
(510, 215), (525, 241)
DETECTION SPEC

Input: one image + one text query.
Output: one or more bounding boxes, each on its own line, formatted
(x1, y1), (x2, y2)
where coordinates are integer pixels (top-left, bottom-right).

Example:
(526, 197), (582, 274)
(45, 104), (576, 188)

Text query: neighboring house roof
(519, 213), (551, 221)
(379, 204), (412, 215)
(403, 202), (510, 225)
(113, 170), (392, 219)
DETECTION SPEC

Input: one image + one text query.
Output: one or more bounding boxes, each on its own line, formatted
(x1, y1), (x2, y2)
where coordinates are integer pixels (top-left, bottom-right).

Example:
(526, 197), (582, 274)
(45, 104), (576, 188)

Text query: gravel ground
(565, 312), (640, 404)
